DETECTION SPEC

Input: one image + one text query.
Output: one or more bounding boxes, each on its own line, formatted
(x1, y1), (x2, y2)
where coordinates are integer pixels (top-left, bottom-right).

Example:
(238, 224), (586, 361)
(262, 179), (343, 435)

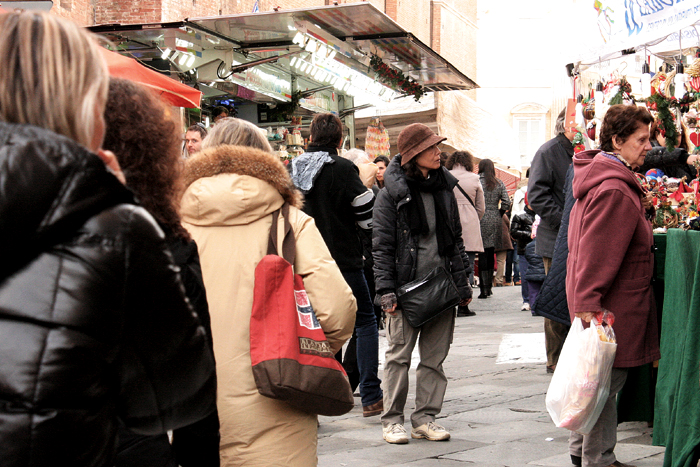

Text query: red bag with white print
(250, 203), (354, 416)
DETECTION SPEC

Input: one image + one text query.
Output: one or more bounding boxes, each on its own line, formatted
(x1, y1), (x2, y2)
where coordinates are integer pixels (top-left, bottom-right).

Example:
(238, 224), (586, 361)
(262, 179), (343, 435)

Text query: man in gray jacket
(527, 108), (575, 373)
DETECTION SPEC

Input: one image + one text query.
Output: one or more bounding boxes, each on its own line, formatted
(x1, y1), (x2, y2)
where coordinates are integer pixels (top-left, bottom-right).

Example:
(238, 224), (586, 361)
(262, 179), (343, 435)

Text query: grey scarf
(291, 151), (334, 194)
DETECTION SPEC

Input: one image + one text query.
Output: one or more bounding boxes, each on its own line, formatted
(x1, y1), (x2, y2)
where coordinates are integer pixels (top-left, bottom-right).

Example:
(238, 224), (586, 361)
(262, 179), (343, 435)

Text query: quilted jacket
(0, 123), (217, 467)
(372, 155), (471, 301)
(524, 240), (545, 282)
(531, 165), (574, 326)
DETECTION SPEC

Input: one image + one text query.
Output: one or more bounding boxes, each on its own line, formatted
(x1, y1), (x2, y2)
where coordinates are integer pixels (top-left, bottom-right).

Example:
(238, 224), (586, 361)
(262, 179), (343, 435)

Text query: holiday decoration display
(369, 54), (425, 101)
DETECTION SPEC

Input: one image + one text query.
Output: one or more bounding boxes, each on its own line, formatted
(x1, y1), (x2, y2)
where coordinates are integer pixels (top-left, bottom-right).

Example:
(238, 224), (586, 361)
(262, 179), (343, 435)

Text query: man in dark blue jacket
(527, 108), (575, 373)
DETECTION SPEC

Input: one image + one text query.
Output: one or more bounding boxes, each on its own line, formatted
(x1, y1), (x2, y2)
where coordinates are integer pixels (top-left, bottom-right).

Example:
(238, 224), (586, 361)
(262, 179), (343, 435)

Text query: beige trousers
(494, 251), (507, 285)
(380, 308), (455, 428)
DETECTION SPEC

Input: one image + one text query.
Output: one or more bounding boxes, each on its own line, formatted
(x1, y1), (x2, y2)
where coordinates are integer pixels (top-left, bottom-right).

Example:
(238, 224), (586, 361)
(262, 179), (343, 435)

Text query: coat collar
(183, 144), (303, 209)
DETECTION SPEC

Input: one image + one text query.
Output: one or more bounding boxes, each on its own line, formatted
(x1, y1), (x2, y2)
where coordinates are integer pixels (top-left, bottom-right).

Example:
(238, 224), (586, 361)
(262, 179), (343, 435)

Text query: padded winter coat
(510, 207), (535, 255)
(372, 155), (471, 300)
(567, 150), (660, 368)
(181, 145), (356, 467)
(524, 240), (546, 282)
(0, 123), (217, 467)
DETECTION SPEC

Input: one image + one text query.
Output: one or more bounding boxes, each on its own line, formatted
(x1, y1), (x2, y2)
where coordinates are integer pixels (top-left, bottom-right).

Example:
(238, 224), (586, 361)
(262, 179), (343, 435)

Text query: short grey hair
(554, 108), (567, 134)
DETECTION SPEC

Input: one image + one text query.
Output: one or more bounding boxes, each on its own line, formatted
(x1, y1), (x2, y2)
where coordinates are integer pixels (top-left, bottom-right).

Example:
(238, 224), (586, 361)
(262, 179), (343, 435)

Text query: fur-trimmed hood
(180, 144), (303, 226)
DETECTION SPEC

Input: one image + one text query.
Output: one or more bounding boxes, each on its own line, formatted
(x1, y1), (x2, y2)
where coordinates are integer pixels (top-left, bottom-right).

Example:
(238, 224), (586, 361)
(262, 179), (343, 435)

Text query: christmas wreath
(369, 54), (425, 101)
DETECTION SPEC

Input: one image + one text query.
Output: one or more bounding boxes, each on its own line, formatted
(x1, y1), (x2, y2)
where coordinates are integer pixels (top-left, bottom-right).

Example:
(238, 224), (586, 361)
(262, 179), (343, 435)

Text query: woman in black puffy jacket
(0, 12), (216, 467)
(373, 124), (471, 445)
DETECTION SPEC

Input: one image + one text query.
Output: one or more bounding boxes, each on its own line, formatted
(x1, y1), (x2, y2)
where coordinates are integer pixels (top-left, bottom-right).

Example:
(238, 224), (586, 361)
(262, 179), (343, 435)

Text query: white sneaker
(383, 423), (409, 444)
(411, 421), (450, 441)
(521, 303), (531, 311)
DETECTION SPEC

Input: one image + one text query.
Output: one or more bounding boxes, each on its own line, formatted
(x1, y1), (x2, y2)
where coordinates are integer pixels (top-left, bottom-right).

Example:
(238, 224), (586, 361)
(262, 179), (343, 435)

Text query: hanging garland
(271, 91), (302, 122)
(646, 93), (679, 152)
(369, 54), (426, 102)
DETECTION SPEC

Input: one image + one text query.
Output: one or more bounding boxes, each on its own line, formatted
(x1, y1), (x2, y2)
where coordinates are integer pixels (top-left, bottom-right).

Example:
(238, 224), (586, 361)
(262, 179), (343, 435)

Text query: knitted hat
(397, 123), (447, 166)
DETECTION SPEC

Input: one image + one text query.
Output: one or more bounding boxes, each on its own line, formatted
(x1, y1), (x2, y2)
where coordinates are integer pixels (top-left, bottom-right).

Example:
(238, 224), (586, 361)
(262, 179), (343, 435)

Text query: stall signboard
(577, 0), (700, 62)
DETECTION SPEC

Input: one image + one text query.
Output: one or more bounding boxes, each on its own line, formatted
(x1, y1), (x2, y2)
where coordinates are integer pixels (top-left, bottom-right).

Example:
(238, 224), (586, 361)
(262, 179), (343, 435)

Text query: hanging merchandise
(365, 117), (390, 158)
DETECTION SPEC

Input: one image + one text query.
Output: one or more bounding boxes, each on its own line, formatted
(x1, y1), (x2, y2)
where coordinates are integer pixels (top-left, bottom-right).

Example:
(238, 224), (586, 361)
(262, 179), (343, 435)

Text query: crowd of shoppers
(0, 9), (664, 467)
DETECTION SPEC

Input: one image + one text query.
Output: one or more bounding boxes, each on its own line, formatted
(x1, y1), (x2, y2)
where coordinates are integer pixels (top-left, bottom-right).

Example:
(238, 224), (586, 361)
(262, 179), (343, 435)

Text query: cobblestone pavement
(318, 285), (663, 467)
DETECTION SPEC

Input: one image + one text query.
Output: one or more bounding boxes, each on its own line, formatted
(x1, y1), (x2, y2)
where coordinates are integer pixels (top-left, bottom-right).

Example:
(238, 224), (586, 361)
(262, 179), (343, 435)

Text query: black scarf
(406, 168), (455, 256)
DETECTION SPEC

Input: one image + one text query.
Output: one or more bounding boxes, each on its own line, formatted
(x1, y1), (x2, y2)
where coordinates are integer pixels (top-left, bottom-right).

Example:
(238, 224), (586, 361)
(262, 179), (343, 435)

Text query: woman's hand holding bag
(545, 312), (617, 434)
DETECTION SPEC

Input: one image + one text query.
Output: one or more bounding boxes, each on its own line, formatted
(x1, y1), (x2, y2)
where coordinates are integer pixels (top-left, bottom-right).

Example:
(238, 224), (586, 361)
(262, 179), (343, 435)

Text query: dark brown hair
(187, 123), (207, 139)
(478, 158), (498, 190)
(373, 155), (390, 166)
(309, 113), (343, 148)
(103, 78), (189, 240)
(402, 158), (425, 180)
(445, 150), (474, 171)
(599, 104), (653, 153)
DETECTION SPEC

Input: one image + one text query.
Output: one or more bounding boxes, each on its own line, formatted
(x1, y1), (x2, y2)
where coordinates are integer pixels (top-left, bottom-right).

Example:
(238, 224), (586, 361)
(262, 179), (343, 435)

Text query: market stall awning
(571, 0), (700, 65)
(188, 2), (477, 92)
(100, 47), (202, 108)
(89, 2), (476, 107)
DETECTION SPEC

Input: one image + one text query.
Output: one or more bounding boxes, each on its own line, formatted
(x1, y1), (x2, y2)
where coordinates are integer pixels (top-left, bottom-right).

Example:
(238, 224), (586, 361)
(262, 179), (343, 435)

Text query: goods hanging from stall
(364, 118), (390, 158)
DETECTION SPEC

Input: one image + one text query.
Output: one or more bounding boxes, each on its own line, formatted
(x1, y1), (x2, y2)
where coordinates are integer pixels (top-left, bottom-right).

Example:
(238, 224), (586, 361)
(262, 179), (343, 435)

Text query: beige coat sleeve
(289, 207), (357, 354)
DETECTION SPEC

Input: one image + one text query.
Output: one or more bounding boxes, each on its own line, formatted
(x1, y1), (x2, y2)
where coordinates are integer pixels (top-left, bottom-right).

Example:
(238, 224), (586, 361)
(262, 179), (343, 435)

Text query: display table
(653, 229), (700, 467)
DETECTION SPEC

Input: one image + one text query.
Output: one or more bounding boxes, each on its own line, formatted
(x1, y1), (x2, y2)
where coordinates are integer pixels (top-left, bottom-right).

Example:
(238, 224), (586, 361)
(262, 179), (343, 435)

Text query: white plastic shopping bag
(545, 313), (617, 435)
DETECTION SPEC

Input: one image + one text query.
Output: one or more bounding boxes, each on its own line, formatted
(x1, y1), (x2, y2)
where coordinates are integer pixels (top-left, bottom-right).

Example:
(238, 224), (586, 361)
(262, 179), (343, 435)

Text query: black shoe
(457, 306), (476, 317)
(477, 292), (487, 299)
(571, 454), (582, 466)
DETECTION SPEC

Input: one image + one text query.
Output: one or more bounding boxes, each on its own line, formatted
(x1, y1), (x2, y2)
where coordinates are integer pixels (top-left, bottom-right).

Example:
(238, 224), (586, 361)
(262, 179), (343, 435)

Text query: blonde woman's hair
(0, 11), (109, 150)
(202, 117), (272, 152)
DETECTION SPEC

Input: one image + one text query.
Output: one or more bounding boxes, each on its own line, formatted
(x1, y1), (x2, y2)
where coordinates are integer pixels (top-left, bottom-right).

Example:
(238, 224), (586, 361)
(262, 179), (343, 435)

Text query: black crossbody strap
(455, 183), (475, 208)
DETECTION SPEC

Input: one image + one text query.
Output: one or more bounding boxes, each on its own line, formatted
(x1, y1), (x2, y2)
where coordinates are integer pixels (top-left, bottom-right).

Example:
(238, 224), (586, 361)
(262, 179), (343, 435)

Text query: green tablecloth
(653, 229), (700, 467)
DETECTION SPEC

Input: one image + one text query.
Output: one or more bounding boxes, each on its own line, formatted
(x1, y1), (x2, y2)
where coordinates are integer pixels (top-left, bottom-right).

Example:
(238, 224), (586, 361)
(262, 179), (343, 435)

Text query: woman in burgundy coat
(566, 104), (661, 467)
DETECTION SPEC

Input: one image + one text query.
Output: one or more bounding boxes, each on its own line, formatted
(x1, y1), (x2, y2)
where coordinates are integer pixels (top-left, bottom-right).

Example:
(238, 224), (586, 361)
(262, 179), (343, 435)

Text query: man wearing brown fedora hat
(373, 123), (472, 444)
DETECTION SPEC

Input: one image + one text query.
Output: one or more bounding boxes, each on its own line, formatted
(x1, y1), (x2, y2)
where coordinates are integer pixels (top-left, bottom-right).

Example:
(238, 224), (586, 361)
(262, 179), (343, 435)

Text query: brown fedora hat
(397, 123), (447, 166)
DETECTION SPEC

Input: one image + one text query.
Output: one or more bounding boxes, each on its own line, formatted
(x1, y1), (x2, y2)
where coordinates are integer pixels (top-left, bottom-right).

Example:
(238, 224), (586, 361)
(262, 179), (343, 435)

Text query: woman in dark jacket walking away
(102, 78), (220, 467)
(0, 11), (216, 467)
(373, 123), (472, 445)
(477, 159), (511, 298)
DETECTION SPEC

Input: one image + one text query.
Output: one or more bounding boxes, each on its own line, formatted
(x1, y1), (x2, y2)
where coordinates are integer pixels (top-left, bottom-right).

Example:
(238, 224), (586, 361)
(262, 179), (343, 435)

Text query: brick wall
(51, 0), (94, 26)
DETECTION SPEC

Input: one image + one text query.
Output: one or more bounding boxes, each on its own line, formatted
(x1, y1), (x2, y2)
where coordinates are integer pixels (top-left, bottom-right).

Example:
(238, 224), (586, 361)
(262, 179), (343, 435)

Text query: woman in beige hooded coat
(180, 118), (357, 467)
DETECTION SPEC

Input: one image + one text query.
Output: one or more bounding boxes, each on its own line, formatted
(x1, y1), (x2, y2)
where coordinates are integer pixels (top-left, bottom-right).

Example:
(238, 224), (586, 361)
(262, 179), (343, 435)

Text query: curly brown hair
(599, 104), (653, 153)
(445, 150), (474, 171)
(102, 78), (189, 240)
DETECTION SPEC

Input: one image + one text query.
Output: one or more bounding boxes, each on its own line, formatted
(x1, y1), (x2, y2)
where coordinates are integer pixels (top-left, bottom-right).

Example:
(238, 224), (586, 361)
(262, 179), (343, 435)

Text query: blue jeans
(341, 269), (383, 407)
(511, 244), (520, 282)
(518, 253), (530, 303)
